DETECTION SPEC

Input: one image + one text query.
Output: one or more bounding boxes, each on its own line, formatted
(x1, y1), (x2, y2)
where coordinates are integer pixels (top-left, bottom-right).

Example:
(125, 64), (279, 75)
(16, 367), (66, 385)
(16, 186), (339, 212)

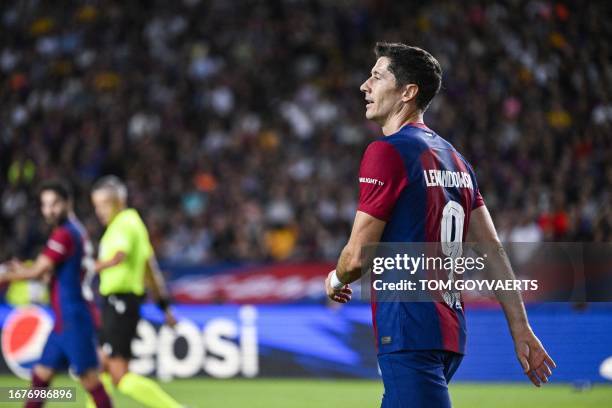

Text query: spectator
(0, 1), (610, 263)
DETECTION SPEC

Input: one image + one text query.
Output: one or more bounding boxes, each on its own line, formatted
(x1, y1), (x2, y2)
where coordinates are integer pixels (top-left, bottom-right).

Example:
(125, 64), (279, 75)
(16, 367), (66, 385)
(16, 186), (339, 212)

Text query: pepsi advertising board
(1, 304), (612, 383)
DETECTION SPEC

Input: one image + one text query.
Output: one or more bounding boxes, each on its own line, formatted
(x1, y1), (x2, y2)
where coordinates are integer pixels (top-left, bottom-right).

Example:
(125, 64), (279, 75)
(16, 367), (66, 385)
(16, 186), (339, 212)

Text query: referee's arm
(144, 255), (177, 327)
(95, 251), (125, 273)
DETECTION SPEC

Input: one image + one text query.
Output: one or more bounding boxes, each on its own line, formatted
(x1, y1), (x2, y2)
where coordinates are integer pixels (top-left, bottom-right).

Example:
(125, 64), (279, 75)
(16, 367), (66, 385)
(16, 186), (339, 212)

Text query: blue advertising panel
(0, 303), (610, 383)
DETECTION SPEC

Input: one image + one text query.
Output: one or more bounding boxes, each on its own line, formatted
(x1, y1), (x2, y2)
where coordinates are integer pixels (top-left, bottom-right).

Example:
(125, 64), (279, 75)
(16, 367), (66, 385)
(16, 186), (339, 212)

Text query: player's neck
(381, 110), (424, 136)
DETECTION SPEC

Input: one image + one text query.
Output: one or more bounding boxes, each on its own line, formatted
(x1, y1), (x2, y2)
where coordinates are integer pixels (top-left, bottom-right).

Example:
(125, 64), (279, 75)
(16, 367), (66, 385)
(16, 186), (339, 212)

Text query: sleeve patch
(42, 227), (75, 264)
(47, 239), (66, 254)
(357, 141), (408, 221)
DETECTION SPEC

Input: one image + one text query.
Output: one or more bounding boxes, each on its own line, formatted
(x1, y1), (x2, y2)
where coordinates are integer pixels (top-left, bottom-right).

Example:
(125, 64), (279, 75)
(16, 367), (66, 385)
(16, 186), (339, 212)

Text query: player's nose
(359, 79), (370, 93)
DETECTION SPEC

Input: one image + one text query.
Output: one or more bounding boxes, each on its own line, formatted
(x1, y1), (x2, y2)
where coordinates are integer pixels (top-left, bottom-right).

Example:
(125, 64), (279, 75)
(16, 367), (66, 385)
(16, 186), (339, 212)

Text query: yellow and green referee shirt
(98, 208), (153, 296)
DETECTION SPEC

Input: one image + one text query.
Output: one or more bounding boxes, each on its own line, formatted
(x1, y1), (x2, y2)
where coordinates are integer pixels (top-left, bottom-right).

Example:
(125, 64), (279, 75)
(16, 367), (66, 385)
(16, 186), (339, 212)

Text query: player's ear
(401, 84), (418, 103)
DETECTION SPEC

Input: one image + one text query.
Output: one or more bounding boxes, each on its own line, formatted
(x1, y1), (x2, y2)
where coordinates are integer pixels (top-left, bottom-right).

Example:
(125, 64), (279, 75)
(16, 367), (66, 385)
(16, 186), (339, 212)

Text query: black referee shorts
(99, 293), (144, 360)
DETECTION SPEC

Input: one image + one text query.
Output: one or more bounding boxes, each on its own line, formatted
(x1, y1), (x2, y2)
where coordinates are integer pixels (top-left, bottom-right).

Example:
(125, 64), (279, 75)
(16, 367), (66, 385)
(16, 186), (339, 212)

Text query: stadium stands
(1, 0), (610, 264)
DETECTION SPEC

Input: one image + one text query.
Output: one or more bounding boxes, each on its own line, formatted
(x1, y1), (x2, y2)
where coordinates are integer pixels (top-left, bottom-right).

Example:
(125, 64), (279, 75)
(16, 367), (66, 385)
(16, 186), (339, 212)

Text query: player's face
(360, 57), (404, 124)
(40, 190), (68, 226)
(91, 189), (121, 226)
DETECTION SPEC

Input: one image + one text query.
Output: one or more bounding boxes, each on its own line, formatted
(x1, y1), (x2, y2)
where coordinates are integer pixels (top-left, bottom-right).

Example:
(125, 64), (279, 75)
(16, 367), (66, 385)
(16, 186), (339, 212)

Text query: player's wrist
(509, 320), (532, 338)
(330, 270), (345, 290)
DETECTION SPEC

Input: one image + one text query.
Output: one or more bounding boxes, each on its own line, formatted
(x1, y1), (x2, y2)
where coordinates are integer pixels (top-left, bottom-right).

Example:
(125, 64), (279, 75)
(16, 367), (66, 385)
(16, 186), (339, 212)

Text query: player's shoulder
(66, 217), (88, 242)
(363, 138), (400, 156)
(366, 125), (437, 165)
(360, 138), (412, 174)
(47, 223), (77, 253)
(51, 223), (73, 240)
(400, 125), (470, 159)
(446, 144), (476, 174)
(390, 124), (441, 151)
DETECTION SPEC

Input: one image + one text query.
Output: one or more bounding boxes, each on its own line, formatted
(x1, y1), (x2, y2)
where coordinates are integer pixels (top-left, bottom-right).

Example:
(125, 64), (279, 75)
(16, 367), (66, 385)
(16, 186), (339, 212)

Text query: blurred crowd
(1, 0), (611, 264)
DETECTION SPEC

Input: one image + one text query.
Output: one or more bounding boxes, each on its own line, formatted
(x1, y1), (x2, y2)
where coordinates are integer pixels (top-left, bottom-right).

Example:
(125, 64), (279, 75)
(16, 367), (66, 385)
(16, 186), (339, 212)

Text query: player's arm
(325, 211), (386, 303)
(0, 227), (75, 283)
(0, 254), (54, 283)
(467, 205), (556, 386)
(337, 211), (387, 283)
(326, 140), (405, 303)
(144, 254), (177, 327)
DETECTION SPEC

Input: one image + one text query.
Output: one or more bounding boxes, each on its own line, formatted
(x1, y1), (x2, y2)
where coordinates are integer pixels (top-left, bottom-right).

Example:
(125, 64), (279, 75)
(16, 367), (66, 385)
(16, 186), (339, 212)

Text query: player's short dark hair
(374, 42), (442, 111)
(38, 179), (73, 202)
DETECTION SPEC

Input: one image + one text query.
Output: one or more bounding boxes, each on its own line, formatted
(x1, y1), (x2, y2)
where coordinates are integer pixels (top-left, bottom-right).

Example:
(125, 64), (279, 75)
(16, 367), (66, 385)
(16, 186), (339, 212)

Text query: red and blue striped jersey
(42, 216), (98, 332)
(357, 123), (485, 355)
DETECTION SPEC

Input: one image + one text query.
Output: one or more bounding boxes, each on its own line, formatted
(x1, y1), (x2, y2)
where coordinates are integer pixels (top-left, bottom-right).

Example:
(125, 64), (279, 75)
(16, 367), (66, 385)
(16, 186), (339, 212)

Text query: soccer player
(88, 175), (183, 408)
(0, 180), (112, 408)
(324, 43), (556, 407)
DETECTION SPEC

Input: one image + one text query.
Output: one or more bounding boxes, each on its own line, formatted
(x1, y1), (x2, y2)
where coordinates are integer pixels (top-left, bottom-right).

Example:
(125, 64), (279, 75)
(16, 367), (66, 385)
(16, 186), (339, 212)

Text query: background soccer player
(0, 180), (112, 408)
(325, 43), (556, 407)
(89, 176), (182, 408)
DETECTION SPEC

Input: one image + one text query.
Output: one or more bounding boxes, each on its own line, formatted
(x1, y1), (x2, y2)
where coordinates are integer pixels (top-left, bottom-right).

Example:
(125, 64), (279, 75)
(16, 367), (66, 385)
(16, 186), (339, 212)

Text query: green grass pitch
(0, 376), (610, 407)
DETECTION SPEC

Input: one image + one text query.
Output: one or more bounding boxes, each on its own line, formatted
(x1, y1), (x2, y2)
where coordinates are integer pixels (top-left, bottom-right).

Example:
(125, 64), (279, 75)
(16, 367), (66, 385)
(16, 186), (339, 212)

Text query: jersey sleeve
(357, 140), (408, 221)
(473, 188), (485, 209)
(42, 227), (75, 264)
(469, 167), (485, 209)
(463, 158), (485, 210)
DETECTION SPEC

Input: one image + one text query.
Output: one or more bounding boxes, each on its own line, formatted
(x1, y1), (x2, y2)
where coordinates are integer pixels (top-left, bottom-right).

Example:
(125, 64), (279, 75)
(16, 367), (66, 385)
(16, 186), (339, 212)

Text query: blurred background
(0, 0), (611, 407)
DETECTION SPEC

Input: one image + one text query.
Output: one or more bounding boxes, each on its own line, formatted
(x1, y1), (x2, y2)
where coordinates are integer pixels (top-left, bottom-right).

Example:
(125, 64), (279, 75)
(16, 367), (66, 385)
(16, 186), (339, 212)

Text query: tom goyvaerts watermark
(370, 253), (539, 293)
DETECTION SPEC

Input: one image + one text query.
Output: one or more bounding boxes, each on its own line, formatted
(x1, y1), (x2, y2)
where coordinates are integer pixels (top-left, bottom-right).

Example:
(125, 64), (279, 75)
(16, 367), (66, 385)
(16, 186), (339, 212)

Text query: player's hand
(7, 258), (23, 272)
(325, 271), (353, 304)
(513, 328), (556, 387)
(0, 259), (22, 283)
(164, 309), (178, 328)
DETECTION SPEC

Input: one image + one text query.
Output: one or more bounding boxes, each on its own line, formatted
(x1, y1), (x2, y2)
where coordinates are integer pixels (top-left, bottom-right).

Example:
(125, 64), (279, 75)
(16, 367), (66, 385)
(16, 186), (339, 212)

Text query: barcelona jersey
(357, 123), (484, 355)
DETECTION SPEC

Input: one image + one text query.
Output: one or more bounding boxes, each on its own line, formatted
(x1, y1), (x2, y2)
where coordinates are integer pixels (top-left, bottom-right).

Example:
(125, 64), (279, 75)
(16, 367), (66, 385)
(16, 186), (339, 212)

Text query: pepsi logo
(1, 306), (53, 379)
(600, 356), (612, 381)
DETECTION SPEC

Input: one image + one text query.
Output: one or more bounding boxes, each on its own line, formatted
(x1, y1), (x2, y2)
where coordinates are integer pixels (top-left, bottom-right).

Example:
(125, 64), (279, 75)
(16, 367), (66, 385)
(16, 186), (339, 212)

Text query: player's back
(43, 216), (95, 332)
(357, 123), (484, 356)
(379, 123), (483, 244)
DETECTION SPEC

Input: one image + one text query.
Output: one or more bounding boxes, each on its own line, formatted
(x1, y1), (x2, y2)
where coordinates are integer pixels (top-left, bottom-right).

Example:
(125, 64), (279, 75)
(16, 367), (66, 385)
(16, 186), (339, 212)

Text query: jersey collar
(400, 121), (430, 131)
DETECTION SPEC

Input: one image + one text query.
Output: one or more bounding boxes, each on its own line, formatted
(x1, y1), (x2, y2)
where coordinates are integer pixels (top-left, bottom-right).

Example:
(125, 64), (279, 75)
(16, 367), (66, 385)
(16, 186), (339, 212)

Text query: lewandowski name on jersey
(423, 170), (474, 189)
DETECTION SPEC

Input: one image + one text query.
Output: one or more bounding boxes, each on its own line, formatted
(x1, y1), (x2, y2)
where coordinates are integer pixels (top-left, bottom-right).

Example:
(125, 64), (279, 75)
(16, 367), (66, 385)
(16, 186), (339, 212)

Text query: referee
(90, 176), (183, 408)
